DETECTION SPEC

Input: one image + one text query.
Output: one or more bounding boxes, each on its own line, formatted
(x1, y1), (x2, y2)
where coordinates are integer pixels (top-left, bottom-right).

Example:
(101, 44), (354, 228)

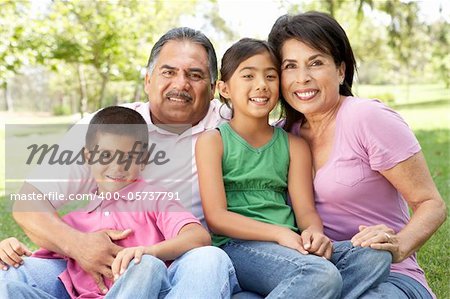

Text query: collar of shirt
(84, 178), (148, 213)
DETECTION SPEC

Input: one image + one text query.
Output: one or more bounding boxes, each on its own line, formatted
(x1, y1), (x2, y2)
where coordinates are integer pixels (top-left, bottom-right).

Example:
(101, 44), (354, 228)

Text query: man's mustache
(166, 90), (193, 101)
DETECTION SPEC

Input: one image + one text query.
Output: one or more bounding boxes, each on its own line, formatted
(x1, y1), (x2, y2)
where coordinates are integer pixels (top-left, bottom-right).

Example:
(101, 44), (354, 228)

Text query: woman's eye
(283, 63), (296, 69)
(311, 60), (323, 66)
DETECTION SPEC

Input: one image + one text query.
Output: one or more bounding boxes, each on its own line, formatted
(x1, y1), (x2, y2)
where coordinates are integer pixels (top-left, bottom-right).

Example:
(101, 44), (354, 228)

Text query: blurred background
(0, 0), (449, 297)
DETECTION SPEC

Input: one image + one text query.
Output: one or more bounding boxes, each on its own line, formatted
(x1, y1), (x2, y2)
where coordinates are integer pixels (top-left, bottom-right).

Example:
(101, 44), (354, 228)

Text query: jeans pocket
(335, 158), (364, 187)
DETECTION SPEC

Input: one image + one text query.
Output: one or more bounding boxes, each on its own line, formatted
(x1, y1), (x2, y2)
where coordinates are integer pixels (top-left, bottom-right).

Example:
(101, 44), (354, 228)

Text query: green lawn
(0, 84), (449, 297)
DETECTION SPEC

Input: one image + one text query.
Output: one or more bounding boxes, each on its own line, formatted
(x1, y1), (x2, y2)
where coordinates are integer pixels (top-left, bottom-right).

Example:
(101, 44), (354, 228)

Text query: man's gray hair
(146, 27), (218, 83)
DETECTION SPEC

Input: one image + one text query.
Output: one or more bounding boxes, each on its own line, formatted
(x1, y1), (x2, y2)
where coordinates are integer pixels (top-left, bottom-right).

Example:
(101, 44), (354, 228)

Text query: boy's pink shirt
(291, 97), (434, 297)
(33, 179), (200, 299)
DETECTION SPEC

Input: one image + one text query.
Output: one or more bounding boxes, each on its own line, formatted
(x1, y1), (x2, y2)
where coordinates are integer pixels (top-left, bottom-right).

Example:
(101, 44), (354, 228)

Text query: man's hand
(0, 237), (32, 270)
(73, 229), (132, 294)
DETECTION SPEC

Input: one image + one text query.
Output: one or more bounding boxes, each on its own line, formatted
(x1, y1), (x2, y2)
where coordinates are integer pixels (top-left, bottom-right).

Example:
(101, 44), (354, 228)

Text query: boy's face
(85, 133), (144, 194)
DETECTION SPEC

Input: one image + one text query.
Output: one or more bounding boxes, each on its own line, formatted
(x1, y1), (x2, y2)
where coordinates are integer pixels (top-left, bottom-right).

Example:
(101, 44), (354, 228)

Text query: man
(1, 27), (240, 298)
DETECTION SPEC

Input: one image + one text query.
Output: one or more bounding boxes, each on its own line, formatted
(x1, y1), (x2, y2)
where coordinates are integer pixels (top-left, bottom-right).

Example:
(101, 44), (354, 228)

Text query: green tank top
(212, 123), (298, 247)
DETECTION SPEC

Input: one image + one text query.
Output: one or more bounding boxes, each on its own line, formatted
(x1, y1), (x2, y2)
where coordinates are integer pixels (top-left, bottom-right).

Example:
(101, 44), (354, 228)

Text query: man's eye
(189, 73), (203, 81)
(162, 70), (175, 77)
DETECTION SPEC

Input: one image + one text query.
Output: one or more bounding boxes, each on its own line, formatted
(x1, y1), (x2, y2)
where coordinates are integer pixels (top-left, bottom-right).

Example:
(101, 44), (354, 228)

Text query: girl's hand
(351, 224), (405, 262)
(111, 246), (148, 281)
(276, 228), (309, 255)
(0, 237), (32, 270)
(300, 229), (333, 259)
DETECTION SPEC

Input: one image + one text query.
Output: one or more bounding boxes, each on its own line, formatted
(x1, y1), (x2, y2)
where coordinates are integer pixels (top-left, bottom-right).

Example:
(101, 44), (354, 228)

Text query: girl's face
(218, 51), (279, 120)
(280, 39), (345, 117)
(85, 133), (144, 194)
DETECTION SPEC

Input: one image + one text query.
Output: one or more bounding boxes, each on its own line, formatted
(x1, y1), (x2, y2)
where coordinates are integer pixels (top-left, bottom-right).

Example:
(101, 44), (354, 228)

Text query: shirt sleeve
(353, 99), (421, 171)
(154, 197), (201, 240)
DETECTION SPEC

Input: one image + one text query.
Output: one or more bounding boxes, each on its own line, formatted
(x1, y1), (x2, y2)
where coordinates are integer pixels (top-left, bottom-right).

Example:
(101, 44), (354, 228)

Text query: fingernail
(2, 266), (7, 271)
(114, 274), (119, 281)
(20, 261), (24, 265)
(120, 268), (124, 274)
(14, 264), (19, 268)
(304, 243), (310, 249)
(102, 288), (108, 294)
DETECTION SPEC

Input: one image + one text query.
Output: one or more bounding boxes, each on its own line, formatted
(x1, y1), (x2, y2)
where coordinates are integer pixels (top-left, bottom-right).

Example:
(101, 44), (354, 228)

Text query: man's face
(144, 40), (215, 126)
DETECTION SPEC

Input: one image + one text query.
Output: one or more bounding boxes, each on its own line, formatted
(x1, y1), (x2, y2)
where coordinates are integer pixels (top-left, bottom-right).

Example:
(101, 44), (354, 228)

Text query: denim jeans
(0, 246), (239, 299)
(331, 240), (392, 298)
(359, 272), (433, 299)
(222, 240), (393, 299)
(222, 239), (343, 299)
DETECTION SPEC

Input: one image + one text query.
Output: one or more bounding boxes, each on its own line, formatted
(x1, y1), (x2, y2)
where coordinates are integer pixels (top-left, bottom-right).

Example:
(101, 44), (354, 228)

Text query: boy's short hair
(85, 106), (149, 149)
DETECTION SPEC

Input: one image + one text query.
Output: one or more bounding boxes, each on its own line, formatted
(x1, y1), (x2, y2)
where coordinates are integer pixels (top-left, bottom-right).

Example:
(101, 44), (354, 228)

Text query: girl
(196, 38), (342, 298)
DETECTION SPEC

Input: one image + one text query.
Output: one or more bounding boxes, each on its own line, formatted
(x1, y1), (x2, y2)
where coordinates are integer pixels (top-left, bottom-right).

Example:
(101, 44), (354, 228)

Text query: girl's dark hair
(219, 38), (280, 111)
(268, 11), (357, 131)
(85, 106), (148, 150)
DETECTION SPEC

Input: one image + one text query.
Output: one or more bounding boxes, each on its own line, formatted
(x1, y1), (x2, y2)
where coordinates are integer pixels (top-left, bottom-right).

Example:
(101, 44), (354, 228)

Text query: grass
(0, 84), (449, 297)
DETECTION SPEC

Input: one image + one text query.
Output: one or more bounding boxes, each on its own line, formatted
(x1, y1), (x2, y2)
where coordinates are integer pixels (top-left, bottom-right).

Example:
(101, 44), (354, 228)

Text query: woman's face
(280, 39), (345, 117)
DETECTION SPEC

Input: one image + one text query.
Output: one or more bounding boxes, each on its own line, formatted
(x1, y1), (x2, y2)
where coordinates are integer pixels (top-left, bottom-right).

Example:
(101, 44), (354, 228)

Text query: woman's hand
(0, 237), (32, 270)
(351, 224), (406, 262)
(111, 246), (150, 281)
(301, 229), (333, 259)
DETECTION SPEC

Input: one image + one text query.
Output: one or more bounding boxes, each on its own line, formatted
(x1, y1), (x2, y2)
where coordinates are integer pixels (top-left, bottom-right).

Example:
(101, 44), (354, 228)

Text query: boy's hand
(0, 237), (32, 270)
(300, 229), (333, 259)
(111, 246), (149, 281)
(276, 228), (309, 254)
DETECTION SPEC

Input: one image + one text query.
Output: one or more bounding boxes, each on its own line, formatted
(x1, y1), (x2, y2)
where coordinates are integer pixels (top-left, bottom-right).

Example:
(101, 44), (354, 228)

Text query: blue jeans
(222, 239), (343, 299)
(360, 272), (433, 299)
(222, 240), (393, 299)
(0, 246), (239, 299)
(331, 240), (392, 298)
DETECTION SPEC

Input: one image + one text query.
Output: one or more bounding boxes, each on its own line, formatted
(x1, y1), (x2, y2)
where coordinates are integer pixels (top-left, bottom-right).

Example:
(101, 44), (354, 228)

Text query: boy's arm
(287, 134), (332, 259)
(111, 223), (210, 278)
(148, 223), (210, 261)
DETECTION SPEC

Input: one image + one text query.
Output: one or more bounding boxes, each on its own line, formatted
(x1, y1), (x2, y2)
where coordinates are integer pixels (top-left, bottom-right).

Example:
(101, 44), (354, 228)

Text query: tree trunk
(98, 73), (109, 109)
(76, 64), (88, 118)
(5, 81), (13, 112)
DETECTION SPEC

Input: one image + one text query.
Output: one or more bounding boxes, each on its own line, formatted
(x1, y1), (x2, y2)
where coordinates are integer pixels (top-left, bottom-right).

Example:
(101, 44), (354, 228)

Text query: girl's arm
(287, 134), (332, 259)
(351, 151), (446, 262)
(111, 223), (210, 278)
(196, 131), (307, 253)
(0, 237), (32, 270)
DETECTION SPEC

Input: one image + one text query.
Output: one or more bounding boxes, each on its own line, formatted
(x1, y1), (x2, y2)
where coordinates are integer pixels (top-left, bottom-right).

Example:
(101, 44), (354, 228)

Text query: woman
(268, 11), (446, 298)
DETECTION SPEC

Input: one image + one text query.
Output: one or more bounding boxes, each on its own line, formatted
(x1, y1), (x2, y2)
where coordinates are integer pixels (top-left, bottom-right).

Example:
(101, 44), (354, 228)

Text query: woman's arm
(351, 151), (446, 262)
(288, 134), (332, 259)
(195, 131), (307, 253)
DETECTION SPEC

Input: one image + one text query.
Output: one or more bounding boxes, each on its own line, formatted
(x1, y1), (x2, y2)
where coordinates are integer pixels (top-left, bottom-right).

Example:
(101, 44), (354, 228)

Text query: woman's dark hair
(85, 106), (148, 150)
(219, 38), (280, 112)
(268, 11), (357, 131)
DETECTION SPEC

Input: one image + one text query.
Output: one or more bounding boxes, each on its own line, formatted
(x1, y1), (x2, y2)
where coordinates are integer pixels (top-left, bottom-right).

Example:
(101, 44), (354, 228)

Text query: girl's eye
(267, 74), (278, 80)
(242, 74), (253, 79)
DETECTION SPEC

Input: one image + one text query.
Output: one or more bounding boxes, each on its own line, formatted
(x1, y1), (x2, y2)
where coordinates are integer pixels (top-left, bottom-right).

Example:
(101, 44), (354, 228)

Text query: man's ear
(217, 81), (230, 100)
(209, 82), (216, 100)
(144, 73), (151, 95)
